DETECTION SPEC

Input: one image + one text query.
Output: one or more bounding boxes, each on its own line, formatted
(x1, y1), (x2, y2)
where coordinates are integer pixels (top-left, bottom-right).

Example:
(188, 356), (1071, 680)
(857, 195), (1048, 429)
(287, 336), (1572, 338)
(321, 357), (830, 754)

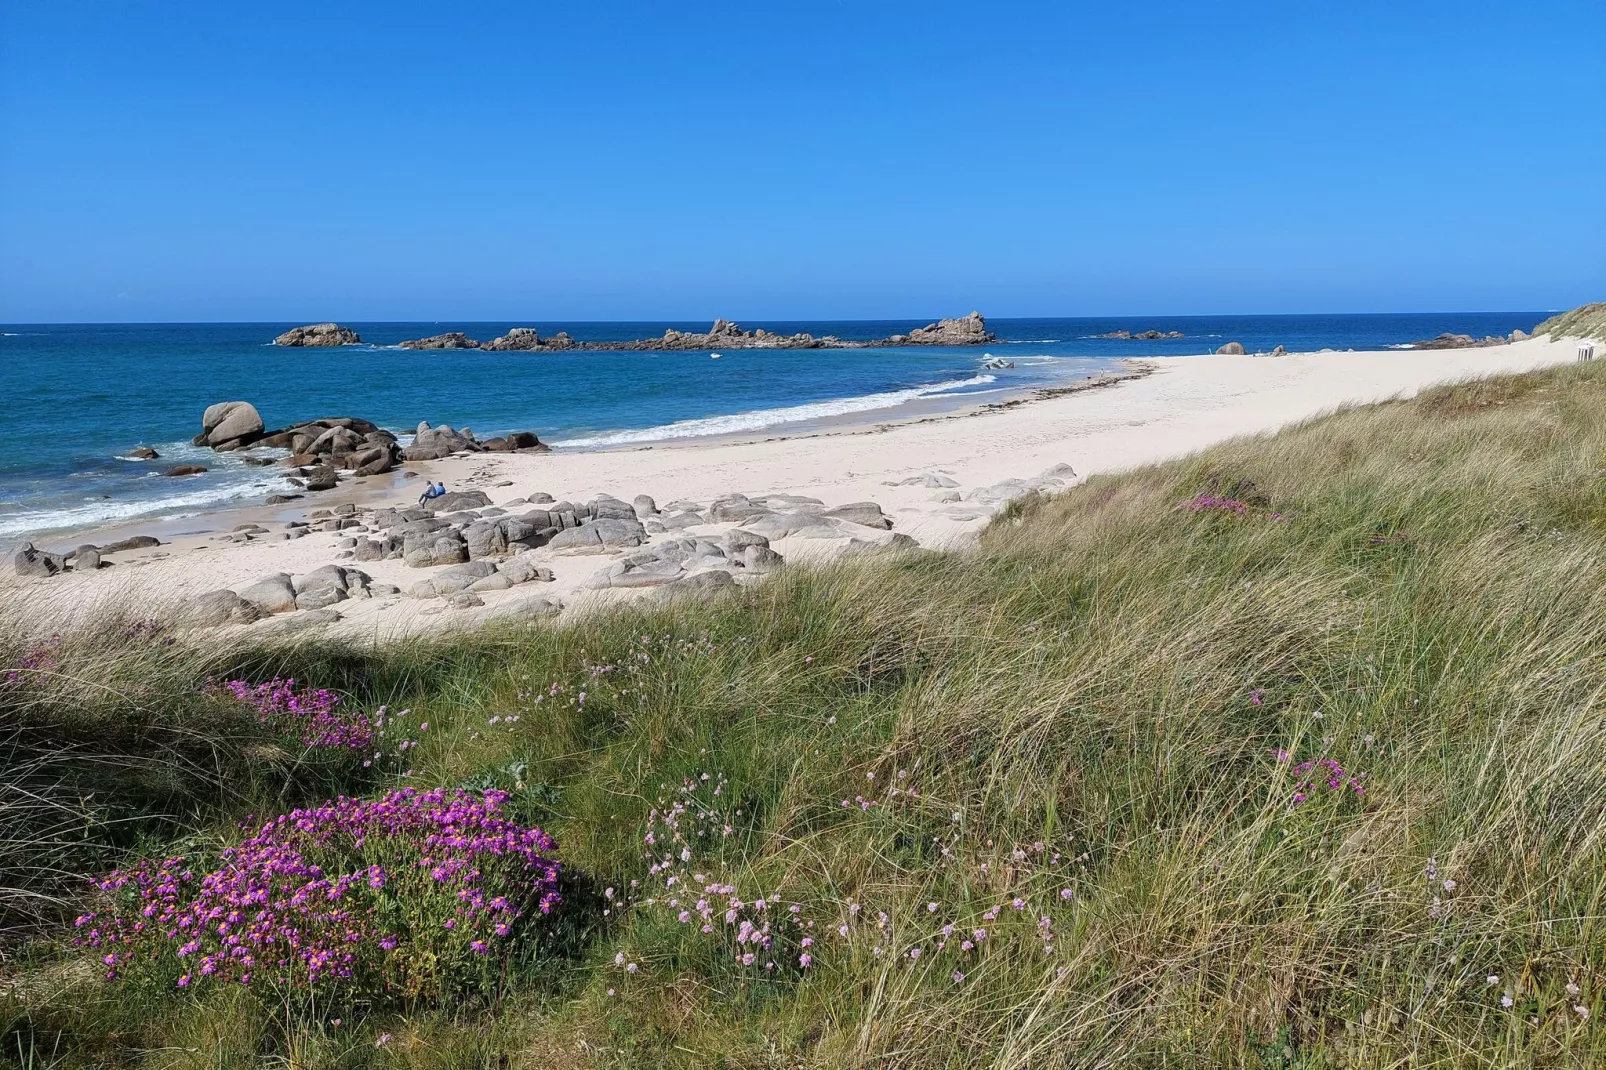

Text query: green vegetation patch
(6, 360), (1606, 1066)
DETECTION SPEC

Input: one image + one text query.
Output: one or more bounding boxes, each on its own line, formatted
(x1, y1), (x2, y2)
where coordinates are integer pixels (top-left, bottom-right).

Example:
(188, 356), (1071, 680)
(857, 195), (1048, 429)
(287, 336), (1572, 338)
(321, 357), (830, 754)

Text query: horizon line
(0, 308), (1567, 328)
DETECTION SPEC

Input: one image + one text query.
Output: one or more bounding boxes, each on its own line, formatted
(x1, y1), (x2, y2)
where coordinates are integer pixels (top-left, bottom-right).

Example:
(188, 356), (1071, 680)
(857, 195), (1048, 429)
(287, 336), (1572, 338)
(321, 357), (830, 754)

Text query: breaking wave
(553, 374), (999, 448)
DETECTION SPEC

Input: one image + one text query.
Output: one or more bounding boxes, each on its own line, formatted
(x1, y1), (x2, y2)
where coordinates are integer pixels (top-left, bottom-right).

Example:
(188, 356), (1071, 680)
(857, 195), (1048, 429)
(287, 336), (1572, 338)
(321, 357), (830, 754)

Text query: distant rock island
(272, 312), (995, 352)
(273, 323), (361, 346)
(1095, 329), (1184, 340)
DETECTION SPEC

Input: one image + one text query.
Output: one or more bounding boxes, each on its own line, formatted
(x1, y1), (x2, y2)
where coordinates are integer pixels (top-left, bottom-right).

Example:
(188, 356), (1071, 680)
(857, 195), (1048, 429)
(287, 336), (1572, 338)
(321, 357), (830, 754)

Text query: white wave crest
(553, 374), (999, 448)
(0, 472), (294, 541)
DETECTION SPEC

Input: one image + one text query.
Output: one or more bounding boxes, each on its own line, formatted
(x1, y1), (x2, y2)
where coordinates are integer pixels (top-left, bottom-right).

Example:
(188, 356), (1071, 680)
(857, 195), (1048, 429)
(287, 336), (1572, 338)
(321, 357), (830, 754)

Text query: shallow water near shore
(0, 312), (1544, 541)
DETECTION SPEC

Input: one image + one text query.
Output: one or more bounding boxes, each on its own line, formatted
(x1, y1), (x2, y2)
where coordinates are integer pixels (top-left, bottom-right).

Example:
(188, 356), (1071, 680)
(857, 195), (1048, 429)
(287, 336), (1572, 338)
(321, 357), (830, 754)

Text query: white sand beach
(3, 335), (1589, 641)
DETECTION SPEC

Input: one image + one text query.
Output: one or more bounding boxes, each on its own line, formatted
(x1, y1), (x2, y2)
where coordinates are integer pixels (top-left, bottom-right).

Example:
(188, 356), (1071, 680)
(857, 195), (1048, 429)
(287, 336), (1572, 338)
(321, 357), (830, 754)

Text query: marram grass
(5, 360), (1606, 1067)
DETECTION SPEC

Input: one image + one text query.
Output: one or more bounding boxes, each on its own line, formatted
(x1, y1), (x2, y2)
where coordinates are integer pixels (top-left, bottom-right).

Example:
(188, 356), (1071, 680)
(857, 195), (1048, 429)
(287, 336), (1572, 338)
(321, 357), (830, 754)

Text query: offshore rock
(900, 311), (993, 346)
(482, 328), (578, 351)
(398, 332), (481, 350)
(273, 323), (360, 347)
(506, 312), (996, 352)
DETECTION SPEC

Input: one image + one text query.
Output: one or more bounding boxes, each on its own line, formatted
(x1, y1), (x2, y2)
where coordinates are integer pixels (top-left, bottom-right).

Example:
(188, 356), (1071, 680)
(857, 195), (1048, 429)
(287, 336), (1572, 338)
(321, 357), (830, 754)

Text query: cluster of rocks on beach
(127, 401), (549, 496)
(272, 313), (996, 353)
(10, 481), (934, 635)
(13, 410), (1086, 637)
(1410, 329), (1530, 349)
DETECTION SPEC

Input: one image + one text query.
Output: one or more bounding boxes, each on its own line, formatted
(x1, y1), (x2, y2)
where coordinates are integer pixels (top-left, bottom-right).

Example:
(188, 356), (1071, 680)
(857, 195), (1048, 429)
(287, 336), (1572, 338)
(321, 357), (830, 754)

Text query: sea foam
(552, 374), (999, 448)
(0, 479), (290, 541)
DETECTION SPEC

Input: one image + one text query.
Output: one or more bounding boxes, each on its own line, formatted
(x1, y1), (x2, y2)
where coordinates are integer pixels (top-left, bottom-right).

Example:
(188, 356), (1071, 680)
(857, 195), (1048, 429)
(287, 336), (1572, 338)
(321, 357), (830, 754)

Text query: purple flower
(73, 788), (561, 997)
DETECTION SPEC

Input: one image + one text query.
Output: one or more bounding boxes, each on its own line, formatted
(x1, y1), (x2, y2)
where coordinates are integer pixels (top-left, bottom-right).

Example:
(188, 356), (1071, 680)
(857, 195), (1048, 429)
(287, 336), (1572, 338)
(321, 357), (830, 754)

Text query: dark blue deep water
(0, 312), (1547, 540)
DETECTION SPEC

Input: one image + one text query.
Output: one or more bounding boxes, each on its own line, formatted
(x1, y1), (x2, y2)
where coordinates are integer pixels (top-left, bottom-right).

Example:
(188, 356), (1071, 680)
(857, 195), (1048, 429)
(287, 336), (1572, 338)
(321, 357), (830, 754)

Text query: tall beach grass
(4, 359), (1606, 1067)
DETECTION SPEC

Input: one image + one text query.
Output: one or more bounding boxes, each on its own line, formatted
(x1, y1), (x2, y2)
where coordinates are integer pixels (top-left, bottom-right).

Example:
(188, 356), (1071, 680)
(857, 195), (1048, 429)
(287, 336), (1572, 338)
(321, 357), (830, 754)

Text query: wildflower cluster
(74, 788), (561, 1000)
(212, 677), (397, 751)
(119, 617), (172, 645)
(1285, 756), (1366, 804)
(3, 634), (61, 685)
(514, 631), (734, 725)
(616, 768), (1088, 987)
(1179, 494), (1286, 520)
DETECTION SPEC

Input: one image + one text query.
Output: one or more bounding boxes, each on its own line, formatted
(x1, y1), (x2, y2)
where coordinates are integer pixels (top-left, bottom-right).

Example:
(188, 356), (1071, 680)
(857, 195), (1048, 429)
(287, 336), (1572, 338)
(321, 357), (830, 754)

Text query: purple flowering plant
(3, 634), (61, 687)
(1178, 493), (1287, 521)
(1287, 757), (1366, 805)
(73, 787), (562, 1002)
(212, 677), (374, 750)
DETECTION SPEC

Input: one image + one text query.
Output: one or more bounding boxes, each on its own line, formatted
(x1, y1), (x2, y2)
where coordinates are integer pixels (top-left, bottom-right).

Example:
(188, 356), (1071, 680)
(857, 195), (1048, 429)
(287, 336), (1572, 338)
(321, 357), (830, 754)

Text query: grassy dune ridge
(1535, 302), (1606, 341)
(4, 359), (1606, 1067)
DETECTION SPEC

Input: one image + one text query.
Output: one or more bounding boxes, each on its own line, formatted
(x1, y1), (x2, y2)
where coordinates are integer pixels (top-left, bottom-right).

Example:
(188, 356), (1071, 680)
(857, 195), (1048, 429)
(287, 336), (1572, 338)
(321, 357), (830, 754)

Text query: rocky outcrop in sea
(481, 328), (575, 351)
(385, 312), (996, 353)
(1096, 329), (1184, 340)
(397, 332), (481, 350)
(273, 323), (361, 346)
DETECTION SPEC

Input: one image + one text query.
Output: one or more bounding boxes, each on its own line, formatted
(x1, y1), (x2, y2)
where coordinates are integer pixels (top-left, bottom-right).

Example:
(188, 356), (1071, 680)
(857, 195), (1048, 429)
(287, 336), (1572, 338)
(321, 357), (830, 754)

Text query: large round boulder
(202, 401), (265, 447)
(236, 573), (298, 614)
(184, 589), (265, 626)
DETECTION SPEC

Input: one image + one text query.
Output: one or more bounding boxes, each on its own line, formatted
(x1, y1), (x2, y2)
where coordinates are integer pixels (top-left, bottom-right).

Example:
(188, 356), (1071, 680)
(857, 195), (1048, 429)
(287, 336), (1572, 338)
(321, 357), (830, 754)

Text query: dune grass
(5, 358), (1606, 1067)
(1534, 302), (1606, 341)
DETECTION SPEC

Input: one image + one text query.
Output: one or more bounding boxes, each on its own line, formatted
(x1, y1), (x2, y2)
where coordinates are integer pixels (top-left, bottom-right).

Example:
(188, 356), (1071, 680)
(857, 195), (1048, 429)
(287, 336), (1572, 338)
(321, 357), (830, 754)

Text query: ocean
(0, 312), (1547, 543)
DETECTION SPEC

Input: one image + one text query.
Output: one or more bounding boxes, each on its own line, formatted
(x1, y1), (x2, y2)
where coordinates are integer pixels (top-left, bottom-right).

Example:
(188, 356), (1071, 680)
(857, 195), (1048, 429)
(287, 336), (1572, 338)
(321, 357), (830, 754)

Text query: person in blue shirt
(418, 481), (446, 507)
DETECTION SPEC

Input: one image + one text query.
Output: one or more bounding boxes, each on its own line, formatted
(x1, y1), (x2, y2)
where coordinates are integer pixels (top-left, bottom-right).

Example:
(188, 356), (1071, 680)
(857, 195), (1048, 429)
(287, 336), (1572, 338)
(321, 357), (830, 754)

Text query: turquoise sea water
(0, 313), (1547, 541)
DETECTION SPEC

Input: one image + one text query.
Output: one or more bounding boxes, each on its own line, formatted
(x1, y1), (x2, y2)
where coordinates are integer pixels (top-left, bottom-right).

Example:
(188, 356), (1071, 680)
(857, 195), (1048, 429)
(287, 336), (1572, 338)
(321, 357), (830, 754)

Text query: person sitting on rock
(418, 481), (446, 507)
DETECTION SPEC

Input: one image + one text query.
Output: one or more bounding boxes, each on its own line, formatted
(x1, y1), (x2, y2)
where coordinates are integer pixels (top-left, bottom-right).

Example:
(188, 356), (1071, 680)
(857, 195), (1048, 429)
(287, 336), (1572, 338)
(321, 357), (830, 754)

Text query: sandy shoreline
(2, 336), (1587, 641)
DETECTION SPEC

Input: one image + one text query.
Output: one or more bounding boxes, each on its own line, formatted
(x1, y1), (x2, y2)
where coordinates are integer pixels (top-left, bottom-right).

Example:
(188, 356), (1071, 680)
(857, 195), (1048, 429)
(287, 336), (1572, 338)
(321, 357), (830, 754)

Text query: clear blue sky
(1, 0), (1602, 322)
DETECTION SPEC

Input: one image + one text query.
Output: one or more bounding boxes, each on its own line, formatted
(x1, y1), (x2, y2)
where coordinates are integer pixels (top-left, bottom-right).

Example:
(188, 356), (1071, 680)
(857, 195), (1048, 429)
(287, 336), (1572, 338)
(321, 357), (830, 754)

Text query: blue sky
(1, 0), (1601, 322)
